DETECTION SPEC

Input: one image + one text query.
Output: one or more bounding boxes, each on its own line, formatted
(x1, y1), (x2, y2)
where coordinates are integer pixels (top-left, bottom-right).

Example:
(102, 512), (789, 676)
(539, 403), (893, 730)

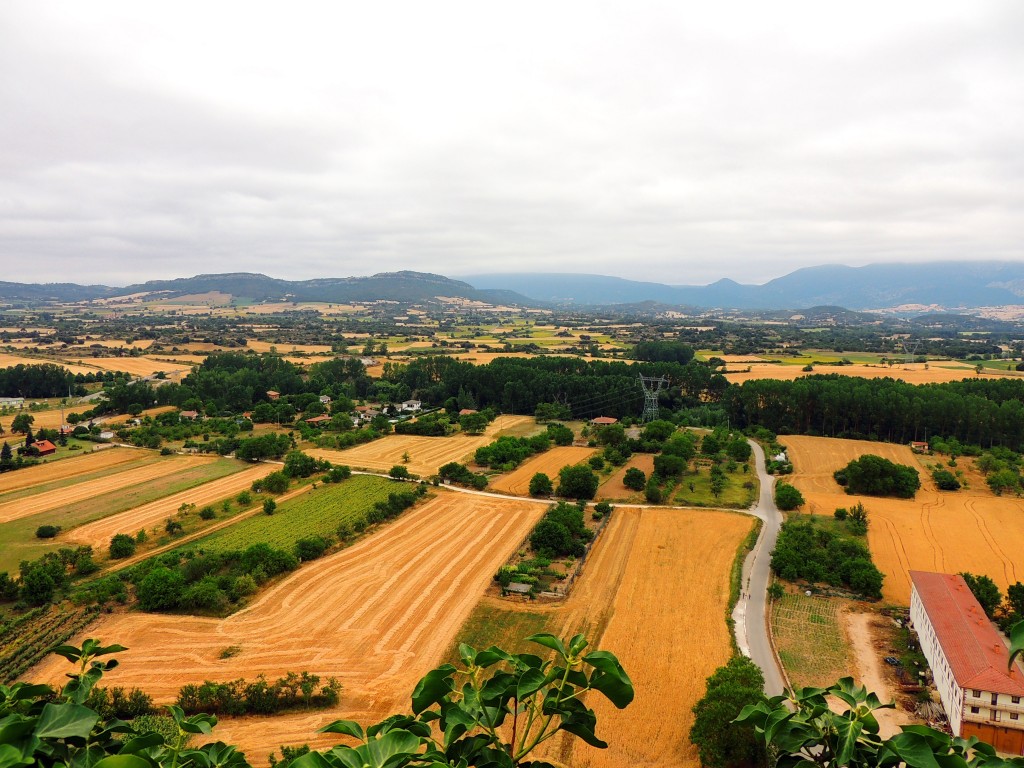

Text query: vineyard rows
(196, 475), (399, 551)
(0, 604), (100, 683)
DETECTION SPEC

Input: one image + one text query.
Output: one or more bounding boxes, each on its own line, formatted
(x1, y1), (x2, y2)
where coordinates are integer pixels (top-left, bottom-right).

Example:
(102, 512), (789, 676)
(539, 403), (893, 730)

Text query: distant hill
(0, 272), (534, 307)
(461, 261), (1024, 310)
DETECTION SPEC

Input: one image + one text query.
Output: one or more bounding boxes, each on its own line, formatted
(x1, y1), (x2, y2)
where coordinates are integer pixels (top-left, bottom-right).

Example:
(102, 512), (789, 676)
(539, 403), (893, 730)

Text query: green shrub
(108, 533), (137, 559)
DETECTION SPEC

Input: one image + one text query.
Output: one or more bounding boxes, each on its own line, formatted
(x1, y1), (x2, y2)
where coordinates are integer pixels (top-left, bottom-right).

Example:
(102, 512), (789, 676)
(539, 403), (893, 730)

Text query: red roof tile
(911, 571), (1024, 696)
(590, 416), (618, 425)
(34, 439), (57, 453)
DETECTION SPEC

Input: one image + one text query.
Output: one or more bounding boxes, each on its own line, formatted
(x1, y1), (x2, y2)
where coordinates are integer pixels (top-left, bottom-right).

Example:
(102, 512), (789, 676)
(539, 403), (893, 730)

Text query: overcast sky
(2, 2), (1022, 287)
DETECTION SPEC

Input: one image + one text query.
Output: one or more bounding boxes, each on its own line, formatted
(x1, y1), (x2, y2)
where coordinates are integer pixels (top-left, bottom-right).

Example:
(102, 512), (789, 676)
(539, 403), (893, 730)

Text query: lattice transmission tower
(638, 374), (668, 422)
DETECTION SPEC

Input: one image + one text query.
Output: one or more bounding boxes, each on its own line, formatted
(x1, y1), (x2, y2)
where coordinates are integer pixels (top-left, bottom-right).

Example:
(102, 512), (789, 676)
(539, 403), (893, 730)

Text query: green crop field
(194, 474), (398, 552)
(771, 593), (852, 688)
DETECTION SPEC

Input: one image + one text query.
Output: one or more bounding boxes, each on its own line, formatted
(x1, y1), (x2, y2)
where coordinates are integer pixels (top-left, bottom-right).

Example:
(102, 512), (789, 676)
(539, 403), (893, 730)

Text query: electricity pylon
(638, 374), (668, 422)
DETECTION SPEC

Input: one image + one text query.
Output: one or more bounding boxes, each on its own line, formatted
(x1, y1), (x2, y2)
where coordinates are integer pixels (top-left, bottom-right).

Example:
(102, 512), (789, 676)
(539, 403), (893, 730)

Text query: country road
(731, 441), (787, 696)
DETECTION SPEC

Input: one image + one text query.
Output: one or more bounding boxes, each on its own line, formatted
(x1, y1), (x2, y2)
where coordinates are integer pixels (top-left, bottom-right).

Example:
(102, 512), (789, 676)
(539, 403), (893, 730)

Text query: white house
(98, 431), (115, 440)
(319, 395), (332, 405)
(910, 571), (1024, 755)
(400, 400), (422, 412)
(0, 397), (25, 409)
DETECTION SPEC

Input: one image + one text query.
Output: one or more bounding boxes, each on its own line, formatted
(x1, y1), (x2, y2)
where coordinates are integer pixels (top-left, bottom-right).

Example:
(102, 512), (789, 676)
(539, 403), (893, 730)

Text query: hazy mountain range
(1, 261), (1022, 311)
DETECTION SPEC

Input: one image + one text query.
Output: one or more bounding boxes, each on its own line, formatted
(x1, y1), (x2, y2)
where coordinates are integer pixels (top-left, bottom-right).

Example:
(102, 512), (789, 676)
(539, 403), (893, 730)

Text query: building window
(970, 706), (980, 714)
(1011, 713), (1020, 721)
(972, 689), (981, 698)
(991, 693), (998, 706)
(1013, 696), (1021, 704)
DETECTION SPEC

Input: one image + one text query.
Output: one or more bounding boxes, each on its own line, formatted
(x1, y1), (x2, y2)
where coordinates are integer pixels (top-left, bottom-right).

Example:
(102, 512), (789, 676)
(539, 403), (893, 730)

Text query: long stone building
(910, 571), (1024, 755)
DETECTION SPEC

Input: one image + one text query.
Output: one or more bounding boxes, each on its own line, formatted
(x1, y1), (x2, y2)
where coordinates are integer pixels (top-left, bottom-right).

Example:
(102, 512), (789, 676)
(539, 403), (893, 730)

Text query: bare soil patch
(596, 454), (655, 501)
(844, 610), (915, 738)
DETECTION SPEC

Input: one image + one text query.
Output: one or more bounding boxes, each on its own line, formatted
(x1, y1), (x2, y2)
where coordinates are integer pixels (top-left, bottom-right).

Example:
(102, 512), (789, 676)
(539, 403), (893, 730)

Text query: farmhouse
(98, 431), (115, 440)
(179, 410), (199, 420)
(266, 390), (280, 401)
(909, 571), (1024, 755)
(304, 414), (331, 427)
(0, 396), (25, 409)
(319, 395), (332, 405)
(33, 439), (57, 456)
(459, 408), (478, 416)
(910, 441), (930, 454)
(590, 416), (618, 426)
(400, 399), (422, 412)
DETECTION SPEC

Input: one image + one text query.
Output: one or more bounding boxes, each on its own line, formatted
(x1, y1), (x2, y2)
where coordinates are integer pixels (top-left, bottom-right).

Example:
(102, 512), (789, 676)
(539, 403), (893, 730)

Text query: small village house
(33, 439), (57, 456)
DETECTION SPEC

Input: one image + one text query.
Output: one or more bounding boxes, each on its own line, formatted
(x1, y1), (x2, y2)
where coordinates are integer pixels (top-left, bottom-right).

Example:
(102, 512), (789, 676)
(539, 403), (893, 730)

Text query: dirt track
(782, 435), (1024, 603)
(0, 448), (143, 494)
(67, 463), (275, 550)
(34, 491), (543, 761)
(488, 446), (596, 495)
(0, 455), (216, 523)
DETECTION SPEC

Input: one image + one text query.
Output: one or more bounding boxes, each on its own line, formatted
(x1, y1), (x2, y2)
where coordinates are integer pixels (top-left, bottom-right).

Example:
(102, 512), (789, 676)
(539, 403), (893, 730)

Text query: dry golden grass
(77, 339), (155, 349)
(725, 362), (1018, 385)
(0, 454), (216, 524)
(33, 492), (544, 763)
(596, 453), (655, 501)
(488, 446), (596, 495)
(63, 357), (193, 377)
(245, 340), (334, 354)
(0, 353), (99, 375)
(782, 435), (1024, 603)
(562, 509), (753, 768)
(307, 415), (535, 476)
(0, 447), (144, 494)
(68, 463), (276, 550)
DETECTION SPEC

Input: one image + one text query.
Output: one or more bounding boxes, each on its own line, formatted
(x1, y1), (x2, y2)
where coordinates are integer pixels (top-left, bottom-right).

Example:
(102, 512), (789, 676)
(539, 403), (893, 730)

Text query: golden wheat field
(0, 352), (99, 375)
(0, 446), (144, 494)
(33, 492), (544, 762)
(68, 462), (276, 550)
(307, 415), (535, 476)
(0, 454), (216, 524)
(63, 357), (194, 377)
(556, 508), (753, 768)
(725, 362), (1017, 385)
(488, 446), (597, 495)
(781, 435), (1024, 603)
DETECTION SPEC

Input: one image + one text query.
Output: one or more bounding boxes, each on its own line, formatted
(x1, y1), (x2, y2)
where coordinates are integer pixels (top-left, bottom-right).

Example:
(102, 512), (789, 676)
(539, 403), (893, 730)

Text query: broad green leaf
(91, 756), (152, 768)
(584, 652), (634, 708)
(318, 719), (364, 740)
(290, 751), (337, 768)
(118, 732), (165, 753)
(526, 634), (567, 659)
(475, 647), (513, 667)
(557, 707), (605, 749)
(411, 665), (456, 715)
(515, 668), (547, 701)
(1009, 619), (1024, 671)
(834, 717), (863, 766)
(34, 702), (99, 739)
(0, 743), (34, 768)
(567, 634), (589, 656)
(884, 732), (946, 768)
(364, 729), (421, 767)
(458, 644), (477, 667)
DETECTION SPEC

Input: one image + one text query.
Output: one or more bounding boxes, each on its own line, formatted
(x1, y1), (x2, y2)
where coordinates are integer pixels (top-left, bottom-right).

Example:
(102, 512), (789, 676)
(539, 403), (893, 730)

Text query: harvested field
(245, 340), (334, 354)
(68, 463), (276, 550)
(0, 447), (142, 494)
(307, 415), (535, 477)
(596, 454), (655, 501)
(488, 446), (596, 496)
(782, 435), (1024, 603)
(0, 352), (100, 375)
(724, 362), (1014, 385)
(0, 455), (216, 524)
(65, 357), (192, 377)
(448, 508), (753, 768)
(2, 407), (90, 432)
(32, 492), (544, 762)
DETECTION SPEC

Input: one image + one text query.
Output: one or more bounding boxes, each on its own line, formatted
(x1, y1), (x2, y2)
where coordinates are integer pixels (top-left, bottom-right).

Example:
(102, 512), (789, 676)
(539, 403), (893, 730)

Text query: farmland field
(724, 361), (1018, 385)
(67, 462), (275, 551)
(782, 435), (1024, 603)
(0, 459), (256, 571)
(488, 446), (596, 496)
(0, 454), (216, 523)
(30, 491), (544, 763)
(771, 593), (852, 688)
(306, 415), (535, 476)
(62, 357), (192, 377)
(595, 453), (654, 501)
(0, 352), (100, 375)
(196, 474), (396, 551)
(0, 447), (144, 494)
(448, 507), (753, 768)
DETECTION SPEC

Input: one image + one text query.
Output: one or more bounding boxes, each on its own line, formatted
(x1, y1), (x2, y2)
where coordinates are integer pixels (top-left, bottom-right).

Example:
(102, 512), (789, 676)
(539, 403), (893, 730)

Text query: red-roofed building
(34, 439), (57, 456)
(305, 414), (331, 427)
(910, 571), (1024, 754)
(590, 416), (618, 426)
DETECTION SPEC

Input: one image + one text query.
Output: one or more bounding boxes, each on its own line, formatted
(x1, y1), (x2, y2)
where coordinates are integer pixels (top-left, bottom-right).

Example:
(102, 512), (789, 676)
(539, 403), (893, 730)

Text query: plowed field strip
(68, 464), (276, 550)
(0, 456), (215, 523)
(0, 449), (143, 494)
(32, 491), (543, 763)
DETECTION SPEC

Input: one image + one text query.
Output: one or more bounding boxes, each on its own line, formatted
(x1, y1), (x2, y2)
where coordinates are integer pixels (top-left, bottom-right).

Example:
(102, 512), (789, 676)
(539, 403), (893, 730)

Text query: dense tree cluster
(771, 519), (884, 598)
(529, 501), (593, 558)
(0, 363), (120, 398)
(690, 656), (767, 768)
(834, 455), (920, 498)
(726, 375), (1024, 450)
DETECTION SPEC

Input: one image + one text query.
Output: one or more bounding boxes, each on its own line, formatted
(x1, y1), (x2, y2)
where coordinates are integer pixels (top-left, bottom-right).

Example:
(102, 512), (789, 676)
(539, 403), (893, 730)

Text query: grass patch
(771, 592), (851, 688)
(194, 474), (397, 552)
(0, 460), (248, 573)
(444, 601), (553, 665)
(673, 460), (758, 508)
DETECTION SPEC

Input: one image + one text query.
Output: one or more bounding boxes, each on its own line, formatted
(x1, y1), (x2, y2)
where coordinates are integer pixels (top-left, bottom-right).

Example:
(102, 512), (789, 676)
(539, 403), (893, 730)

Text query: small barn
(34, 439), (57, 456)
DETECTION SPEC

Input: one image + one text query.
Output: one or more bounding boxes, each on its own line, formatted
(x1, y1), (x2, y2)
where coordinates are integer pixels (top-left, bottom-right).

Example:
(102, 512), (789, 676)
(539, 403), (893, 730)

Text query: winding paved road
(731, 441), (787, 695)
